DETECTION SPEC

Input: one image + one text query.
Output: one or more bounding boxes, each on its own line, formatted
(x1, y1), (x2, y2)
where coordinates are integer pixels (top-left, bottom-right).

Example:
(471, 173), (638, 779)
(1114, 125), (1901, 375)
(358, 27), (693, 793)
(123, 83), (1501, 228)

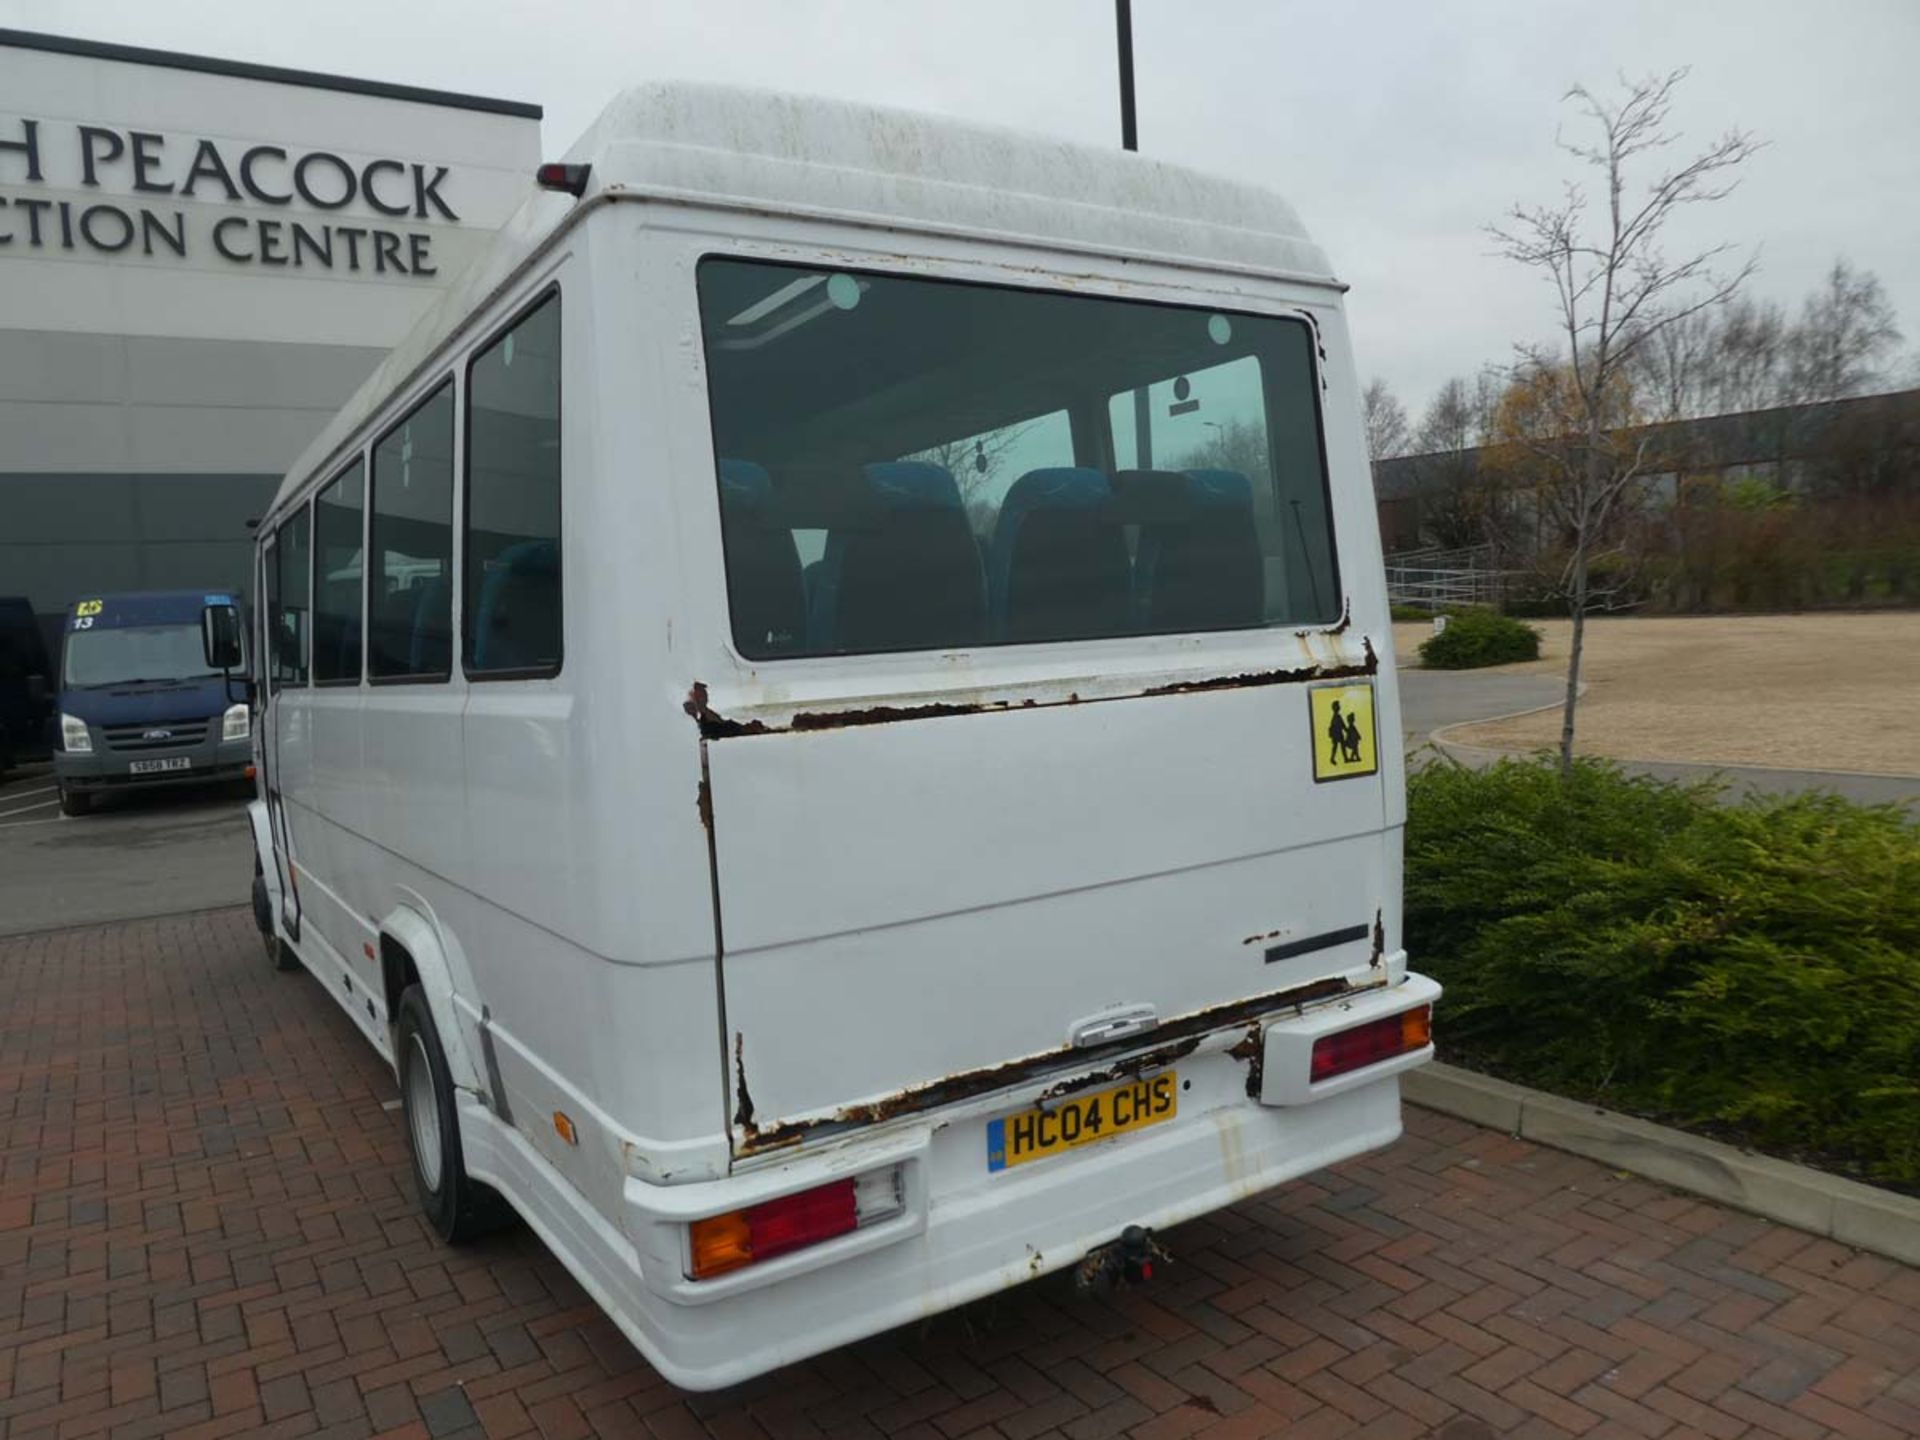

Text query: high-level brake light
(535, 162), (591, 197)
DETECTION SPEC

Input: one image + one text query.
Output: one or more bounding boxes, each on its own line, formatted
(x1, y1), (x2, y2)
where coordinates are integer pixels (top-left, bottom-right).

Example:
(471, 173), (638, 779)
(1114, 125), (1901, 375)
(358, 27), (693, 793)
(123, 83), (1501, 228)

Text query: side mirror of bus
(203, 604), (244, 672)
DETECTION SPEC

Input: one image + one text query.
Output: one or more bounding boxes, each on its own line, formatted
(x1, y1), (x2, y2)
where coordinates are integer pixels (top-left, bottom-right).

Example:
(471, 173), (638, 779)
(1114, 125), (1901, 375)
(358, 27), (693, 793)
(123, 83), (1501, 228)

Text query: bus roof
(272, 81), (1333, 518)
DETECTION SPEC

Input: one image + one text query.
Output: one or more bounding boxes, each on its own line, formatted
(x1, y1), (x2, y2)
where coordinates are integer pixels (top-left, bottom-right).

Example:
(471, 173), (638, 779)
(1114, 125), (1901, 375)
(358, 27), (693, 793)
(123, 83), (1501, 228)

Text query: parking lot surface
(3, 910), (1917, 1440)
(0, 764), (252, 939)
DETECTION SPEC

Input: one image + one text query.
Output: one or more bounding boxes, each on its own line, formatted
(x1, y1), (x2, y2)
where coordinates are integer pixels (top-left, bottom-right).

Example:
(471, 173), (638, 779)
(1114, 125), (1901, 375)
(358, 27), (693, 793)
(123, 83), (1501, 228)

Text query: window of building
(695, 258), (1338, 658)
(312, 460), (365, 684)
(465, 292), (561, 676)
(274, 505), (311, 687)
(369, 382), (455, 681)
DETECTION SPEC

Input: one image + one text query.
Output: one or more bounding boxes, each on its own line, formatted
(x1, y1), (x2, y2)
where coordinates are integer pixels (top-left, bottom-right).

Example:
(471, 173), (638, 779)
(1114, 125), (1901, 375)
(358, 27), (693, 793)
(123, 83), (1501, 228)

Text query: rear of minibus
(632, 245), (1435, 1383)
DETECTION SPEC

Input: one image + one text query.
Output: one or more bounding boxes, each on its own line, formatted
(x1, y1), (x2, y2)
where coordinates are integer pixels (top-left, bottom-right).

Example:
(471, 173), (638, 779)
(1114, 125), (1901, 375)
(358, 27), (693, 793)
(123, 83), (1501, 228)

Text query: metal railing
(1384, 546), (1516, 611)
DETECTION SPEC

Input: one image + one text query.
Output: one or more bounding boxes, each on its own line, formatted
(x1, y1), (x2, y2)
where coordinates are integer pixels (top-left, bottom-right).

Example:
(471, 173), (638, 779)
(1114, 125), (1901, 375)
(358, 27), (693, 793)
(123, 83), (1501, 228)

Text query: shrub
(1416, 609), (1542, 669)
(1406, 757), (1920, 1184)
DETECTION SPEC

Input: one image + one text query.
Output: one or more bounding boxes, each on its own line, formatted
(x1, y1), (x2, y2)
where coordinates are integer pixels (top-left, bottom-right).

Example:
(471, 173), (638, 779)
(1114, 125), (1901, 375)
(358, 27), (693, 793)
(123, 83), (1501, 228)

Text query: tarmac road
(0, 760), (253, 937)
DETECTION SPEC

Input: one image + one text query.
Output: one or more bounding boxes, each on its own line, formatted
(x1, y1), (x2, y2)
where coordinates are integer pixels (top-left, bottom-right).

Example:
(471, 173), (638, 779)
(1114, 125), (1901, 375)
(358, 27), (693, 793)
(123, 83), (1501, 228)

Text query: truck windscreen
(64, 625), (217, 688)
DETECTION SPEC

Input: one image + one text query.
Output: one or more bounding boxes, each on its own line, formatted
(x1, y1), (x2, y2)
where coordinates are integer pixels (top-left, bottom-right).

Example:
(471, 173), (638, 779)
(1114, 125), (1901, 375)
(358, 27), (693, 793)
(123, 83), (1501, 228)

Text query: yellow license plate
(986, 1071), (1178, 1172)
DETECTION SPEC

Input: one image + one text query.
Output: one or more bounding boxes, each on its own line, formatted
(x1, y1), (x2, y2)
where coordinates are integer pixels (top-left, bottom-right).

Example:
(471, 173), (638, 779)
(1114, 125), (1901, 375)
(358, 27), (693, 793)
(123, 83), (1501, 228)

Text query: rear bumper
(464, 966), (1439, 1391)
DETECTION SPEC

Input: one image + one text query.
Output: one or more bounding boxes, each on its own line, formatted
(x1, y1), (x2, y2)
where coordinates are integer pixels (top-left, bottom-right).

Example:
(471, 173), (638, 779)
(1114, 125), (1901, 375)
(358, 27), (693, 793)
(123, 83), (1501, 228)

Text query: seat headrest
(1000, 467), (1112, 518)
(1181, 468), (1255, 508)
(863, 461), (962, 510)
(718, 458), (772, 507)
(489, 539), (559, 575)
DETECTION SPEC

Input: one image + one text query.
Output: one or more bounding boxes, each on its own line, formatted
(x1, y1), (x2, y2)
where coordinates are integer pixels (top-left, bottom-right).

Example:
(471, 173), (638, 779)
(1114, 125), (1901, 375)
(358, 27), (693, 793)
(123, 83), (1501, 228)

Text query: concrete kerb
(1424, 684), (1579, 766)
(1403, 1062), (1920, 1267)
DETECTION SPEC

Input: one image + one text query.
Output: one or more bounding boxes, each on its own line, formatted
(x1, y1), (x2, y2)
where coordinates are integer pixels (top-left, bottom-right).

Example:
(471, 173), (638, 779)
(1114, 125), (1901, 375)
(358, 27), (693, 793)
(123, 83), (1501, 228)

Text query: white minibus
(234, 83), (1438, 1390)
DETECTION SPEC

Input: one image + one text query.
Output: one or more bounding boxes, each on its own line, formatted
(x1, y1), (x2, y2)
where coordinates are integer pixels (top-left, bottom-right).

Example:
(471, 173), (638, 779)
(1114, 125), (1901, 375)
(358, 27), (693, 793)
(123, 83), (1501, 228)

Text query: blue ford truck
(53, 590), (252, 816)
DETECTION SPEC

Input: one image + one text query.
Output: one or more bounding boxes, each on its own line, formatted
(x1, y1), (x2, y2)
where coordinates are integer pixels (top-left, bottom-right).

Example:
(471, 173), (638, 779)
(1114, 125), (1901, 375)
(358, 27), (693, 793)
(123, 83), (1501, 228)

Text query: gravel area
(1393, 612), (1920, 776)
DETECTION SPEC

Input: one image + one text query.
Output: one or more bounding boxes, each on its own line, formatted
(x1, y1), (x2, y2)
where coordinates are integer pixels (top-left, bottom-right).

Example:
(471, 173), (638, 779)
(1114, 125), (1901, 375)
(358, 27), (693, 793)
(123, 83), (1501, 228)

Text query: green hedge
(1406, 758), (1920, 1185)
(1417, 609), (1542, 669)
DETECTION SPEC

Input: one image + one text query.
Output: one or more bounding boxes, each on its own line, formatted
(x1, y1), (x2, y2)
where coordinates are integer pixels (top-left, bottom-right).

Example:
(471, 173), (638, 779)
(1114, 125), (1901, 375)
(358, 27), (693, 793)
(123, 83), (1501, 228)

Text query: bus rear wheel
(395, 985), (512, 1242)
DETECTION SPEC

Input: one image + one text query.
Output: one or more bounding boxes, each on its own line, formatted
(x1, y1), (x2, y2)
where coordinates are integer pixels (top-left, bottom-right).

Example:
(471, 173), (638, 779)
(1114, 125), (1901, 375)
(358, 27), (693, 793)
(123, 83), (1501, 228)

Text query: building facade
(0, 29), (542, 655)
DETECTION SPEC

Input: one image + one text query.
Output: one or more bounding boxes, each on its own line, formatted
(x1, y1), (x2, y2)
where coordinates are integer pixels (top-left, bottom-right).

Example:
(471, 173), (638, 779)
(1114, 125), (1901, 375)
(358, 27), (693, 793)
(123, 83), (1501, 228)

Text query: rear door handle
(1067, 1004), (1159, 1049)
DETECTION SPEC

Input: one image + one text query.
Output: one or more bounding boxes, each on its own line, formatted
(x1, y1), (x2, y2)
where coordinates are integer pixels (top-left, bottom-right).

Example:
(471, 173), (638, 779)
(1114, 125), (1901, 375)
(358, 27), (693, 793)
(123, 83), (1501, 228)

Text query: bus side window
(263, 537), (282, 695)
(465, 291), (562, 677)
(369, 382), (456, 682)
(312, 460), (366, 684)
(276, 505), (311, 687)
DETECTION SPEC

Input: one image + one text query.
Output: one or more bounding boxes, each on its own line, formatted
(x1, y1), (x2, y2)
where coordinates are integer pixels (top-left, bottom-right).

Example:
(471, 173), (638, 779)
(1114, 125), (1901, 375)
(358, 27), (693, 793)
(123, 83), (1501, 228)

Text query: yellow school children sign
(1310, 682), (1378, 782)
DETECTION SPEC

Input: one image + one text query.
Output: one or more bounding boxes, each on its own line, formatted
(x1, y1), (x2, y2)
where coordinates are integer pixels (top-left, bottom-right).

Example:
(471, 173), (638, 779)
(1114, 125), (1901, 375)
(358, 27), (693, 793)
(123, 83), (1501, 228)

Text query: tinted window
(263, 538), (282, 695)
(696, 259), (1338, 659)
(275, 506), (311, 686)
(465, 293), (561, 675)
(369, 383), (455, 681)
(312, 461), (365, 684)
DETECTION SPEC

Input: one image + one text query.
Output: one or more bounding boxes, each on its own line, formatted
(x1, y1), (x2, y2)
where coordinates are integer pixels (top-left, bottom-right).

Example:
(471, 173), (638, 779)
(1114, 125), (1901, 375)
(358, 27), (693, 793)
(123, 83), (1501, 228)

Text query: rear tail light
(688, 1166), (905, 1280)
(1310, 1005), (1432, 1083)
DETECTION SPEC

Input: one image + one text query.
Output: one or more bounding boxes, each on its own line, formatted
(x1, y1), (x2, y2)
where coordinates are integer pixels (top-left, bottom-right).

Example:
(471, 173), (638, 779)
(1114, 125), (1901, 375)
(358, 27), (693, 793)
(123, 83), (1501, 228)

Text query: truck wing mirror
(202, 604), (244, 672)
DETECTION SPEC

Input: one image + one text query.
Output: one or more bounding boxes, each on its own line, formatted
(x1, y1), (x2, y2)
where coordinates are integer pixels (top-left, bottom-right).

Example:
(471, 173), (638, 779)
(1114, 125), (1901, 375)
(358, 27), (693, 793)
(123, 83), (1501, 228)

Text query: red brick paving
(3, 909), (1918, 1438)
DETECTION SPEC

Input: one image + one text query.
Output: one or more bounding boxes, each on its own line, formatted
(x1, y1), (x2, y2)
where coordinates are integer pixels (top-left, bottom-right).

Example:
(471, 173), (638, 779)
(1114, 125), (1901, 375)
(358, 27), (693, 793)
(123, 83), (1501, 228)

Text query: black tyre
(395, 985), (512, 1242)
(58, 786), (91, 817)
(251, 873), (299, 970)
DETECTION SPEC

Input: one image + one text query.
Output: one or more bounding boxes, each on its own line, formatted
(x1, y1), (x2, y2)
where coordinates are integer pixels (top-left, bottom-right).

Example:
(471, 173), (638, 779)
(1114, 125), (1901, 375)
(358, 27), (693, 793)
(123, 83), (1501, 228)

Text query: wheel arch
(378, 905), (483, 1096)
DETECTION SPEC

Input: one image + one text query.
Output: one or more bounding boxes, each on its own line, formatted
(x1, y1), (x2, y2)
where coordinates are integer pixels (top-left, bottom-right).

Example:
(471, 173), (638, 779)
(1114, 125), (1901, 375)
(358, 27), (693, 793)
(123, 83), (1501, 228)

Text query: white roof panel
(275, 82), (1333, 512)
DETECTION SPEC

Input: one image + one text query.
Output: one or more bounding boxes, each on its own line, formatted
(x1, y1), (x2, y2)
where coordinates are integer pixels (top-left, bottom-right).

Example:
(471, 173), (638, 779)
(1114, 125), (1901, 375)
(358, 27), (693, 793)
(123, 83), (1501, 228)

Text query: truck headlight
(61, 713), (92, 753)
(221, 702), (251, 742)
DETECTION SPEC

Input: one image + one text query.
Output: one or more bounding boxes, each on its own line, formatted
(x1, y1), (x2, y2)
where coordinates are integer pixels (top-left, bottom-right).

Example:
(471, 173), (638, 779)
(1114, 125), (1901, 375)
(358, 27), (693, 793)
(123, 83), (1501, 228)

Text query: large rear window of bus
(696, 258), (1338, 660)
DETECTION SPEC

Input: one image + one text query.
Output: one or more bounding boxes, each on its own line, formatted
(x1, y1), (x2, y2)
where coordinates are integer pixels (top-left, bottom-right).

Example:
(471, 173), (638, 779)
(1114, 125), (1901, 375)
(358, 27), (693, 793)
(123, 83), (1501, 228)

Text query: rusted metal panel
(730, 970), (1369, 1156)
(683, 639), (1380, 743)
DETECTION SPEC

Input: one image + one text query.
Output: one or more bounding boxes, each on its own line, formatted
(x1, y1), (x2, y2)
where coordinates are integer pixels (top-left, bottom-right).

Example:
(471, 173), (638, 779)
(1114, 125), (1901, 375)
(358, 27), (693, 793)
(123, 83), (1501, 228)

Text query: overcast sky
(7, 0), (1916, 421)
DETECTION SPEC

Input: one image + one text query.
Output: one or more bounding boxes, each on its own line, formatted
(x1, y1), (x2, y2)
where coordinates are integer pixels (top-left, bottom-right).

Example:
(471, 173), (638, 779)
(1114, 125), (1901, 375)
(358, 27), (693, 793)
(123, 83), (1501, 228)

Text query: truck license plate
(987, 1071), (1177, 1172)
(129, 756), (192, 774)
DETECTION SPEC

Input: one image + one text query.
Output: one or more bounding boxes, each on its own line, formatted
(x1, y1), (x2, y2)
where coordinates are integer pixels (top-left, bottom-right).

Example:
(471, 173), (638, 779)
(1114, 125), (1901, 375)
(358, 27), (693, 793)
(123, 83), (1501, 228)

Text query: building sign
(0, 118), (458, 275)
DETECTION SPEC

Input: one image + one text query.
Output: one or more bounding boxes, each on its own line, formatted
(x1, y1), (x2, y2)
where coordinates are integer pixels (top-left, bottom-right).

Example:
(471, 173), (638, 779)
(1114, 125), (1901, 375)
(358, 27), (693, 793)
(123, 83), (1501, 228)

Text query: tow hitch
(1074, 1225), (1169, 1294)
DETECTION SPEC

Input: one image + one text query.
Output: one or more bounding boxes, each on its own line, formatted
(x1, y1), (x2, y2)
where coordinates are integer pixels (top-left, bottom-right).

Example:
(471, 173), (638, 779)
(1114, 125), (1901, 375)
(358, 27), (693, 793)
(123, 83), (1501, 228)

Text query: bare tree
(1490, 68), (1760, 775)
(1632, 307), (1715, 422)
(1784, 258), (1903, 404)
(1711, 295), (1790, 414)
(1362, 377), (1411, 461)
(905, 421), (1035, 531)
(1404, 372), (1518, 555)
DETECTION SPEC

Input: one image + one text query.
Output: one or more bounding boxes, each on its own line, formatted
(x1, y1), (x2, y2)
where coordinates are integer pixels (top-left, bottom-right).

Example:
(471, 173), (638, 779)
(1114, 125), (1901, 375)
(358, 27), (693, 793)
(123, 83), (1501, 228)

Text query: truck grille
(103, 720), (208, 751)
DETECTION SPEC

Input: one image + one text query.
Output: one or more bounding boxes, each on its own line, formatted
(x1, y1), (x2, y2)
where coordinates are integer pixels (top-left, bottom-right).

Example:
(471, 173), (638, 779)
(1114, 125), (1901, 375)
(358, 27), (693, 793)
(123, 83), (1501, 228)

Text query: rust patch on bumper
(1226, 1023), (1266, 1099)
(733, 972), (1364, 1158)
